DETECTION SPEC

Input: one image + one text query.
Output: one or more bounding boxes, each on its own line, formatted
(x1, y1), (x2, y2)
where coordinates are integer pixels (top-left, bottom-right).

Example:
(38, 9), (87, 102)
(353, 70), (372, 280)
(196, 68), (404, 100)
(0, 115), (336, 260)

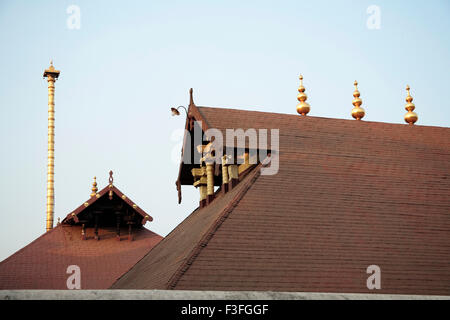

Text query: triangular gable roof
(63, 184), (153, 225)
(175, 97), (275, 202)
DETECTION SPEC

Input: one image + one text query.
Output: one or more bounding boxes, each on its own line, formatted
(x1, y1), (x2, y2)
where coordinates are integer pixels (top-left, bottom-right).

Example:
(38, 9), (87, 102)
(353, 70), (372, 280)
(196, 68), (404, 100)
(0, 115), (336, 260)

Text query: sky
(0, 0), (449, 261)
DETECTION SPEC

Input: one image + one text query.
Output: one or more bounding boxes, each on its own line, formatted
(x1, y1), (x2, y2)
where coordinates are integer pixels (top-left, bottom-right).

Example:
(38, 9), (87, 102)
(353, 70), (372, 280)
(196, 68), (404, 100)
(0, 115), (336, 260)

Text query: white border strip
(1, 290), (449, 300)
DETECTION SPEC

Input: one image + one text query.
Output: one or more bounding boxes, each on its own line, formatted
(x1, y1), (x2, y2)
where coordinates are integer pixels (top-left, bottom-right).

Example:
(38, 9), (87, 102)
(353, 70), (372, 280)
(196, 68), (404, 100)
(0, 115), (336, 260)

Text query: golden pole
(43, 61), (60, 232)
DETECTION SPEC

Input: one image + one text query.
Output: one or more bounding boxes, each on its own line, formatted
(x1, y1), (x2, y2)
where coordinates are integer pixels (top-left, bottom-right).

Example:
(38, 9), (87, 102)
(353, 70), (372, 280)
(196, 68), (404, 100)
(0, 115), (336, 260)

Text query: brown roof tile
(112, 166), (260, 289)
(113, 106), (450, 295)
(0, 225), (162, 289)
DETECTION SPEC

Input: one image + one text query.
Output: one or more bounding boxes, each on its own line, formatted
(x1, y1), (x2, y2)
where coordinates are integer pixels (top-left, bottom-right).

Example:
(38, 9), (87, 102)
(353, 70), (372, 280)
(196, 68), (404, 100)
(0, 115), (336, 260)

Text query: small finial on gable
(109, 170), (114, 185)
(91, 176), (98, 197)
(108, 170), (114, 200)
(189, 88), (195, 106)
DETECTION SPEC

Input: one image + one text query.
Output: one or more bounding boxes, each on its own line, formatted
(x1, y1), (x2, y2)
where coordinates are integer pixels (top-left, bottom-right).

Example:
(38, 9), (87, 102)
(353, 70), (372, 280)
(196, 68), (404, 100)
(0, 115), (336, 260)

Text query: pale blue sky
(0, 0), (449, 260)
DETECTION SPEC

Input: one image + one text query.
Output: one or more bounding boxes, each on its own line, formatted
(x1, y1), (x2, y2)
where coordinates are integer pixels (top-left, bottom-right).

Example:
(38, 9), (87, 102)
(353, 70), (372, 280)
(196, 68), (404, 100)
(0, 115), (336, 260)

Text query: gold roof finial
(108, 170), (114, 200)
(296, 75), (310, 116)
(48, 60), (55, 71)
(404, 85), (418, 125)
(91, 176), (98, 197)
(351, 80), (365, 120)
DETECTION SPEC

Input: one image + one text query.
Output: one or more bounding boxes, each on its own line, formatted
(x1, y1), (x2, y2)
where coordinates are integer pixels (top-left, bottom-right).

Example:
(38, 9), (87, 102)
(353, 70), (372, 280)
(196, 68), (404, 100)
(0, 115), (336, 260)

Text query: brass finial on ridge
(91, 176), (98, 197)
(108, 170), (114, 200)
(351, 80), (365, 120)
(404, 85), (418, 125)
(296, 75), (310, 116)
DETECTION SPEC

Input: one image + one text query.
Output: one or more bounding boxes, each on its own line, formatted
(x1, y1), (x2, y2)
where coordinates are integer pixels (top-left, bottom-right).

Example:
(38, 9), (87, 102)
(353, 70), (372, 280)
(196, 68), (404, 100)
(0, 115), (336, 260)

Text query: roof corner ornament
(296, 75), (310, 116)
(108, 170), (114, 200)
(189, 88), (195, 106)
(351, 80), (365, 120)
(404, 85), (418, 125)
(90, 176), (98, 197)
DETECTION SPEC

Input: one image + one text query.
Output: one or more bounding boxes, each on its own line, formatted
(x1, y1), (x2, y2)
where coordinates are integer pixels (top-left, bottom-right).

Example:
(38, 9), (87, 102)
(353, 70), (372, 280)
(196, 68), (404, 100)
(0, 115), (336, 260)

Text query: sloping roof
(112, 165), (262, 289)
(0, 225), (162, 289)
(0, 182), (162, 289)
(113, 106), (450, 295)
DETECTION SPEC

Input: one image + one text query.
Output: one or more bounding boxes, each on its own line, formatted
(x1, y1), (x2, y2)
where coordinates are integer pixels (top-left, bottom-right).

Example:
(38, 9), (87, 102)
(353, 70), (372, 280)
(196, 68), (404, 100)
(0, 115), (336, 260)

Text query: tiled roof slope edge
(167, 162), (264, 289)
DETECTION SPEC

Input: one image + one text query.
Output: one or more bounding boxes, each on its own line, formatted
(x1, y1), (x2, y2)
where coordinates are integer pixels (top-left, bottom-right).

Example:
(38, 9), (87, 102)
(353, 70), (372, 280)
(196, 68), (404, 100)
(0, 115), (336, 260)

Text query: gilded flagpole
(43, 61), (60, 231)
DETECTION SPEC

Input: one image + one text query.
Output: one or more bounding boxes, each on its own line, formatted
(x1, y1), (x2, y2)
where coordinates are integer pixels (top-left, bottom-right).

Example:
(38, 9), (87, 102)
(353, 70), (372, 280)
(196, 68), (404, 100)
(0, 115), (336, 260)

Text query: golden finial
(404, 85), (418, 125)
(90, 176), (98, 197)
(296, 75), (310, 116)
(351, 80), (365, 120)
(108, 170), (114, 200)
(48, 60), (55, 72)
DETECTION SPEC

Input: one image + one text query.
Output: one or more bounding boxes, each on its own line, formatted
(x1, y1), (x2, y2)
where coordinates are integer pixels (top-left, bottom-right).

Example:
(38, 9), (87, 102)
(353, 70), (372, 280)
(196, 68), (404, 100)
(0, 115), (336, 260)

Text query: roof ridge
(197, 106), (450, 129)
(191, 104), (213, 132)
(166, 162), (264, 290)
